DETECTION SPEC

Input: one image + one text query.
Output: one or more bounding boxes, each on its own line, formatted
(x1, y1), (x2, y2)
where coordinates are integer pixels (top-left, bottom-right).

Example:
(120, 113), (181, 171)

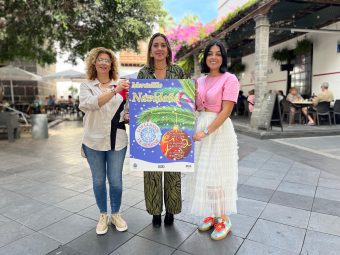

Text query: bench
(0, 112), (21, 142)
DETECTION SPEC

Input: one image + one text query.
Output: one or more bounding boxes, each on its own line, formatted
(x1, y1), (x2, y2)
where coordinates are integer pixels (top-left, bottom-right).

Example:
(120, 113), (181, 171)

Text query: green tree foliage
(0, 0), (162, 65)
(180, 13), (199, 26)
(158, 9), (176, 33)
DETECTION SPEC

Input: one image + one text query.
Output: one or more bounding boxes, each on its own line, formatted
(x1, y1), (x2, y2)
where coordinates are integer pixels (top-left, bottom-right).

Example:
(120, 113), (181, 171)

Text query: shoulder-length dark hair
(146, 33), (173, 69)
(201, 39), (228, 74)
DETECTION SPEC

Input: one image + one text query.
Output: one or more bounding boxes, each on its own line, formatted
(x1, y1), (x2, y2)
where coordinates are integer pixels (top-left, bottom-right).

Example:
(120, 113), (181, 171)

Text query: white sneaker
(111, 213), (128, 231)
(96, 213), (109, 235)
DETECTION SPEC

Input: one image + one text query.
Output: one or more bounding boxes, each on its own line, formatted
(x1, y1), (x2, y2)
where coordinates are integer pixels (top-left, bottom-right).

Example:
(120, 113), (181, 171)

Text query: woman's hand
(123, 112), (130, 124)
(193, 131), (205, 141)
(116, 79), (130, 92)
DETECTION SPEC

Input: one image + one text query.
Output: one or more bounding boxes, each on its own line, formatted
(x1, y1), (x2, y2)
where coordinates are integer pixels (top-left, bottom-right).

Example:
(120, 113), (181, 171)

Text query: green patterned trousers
(144, 171), (182, 215)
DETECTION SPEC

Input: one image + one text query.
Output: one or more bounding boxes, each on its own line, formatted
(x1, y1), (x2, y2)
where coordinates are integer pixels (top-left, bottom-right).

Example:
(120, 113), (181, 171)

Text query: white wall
(238, 21), (340, 100)
(311, 22), (340, 98)
(239, 42), (289, 95)
(55, 52), (85, 99)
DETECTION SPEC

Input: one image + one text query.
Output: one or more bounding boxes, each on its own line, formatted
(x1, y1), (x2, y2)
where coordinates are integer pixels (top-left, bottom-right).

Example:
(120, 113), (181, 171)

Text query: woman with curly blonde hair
(79, 47), (130, 235)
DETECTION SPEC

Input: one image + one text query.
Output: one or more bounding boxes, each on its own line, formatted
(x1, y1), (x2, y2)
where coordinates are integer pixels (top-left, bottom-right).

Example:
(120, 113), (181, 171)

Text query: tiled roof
(120, 41), (148, 66)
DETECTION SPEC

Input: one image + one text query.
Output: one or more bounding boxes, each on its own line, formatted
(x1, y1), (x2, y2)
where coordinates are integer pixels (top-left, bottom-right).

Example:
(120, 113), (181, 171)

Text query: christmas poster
(129, 79), (195, 172)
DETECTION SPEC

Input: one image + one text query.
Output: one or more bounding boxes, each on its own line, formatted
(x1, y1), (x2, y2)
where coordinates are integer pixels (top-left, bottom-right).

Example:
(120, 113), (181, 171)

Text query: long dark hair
(146, 33), (172, 69)
(201, 39), (228, 74)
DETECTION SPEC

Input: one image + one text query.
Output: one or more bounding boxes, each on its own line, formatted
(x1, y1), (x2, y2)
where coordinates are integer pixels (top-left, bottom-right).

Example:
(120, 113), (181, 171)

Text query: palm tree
(180, 14), (200, 26)
(158, 10), (176, 32)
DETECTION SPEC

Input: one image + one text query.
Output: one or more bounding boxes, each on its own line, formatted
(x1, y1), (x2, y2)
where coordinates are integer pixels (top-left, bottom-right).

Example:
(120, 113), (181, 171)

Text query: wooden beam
(285, 0), (340, 5)
(177, 0), (279, 60)
(271, 27), (340, 34)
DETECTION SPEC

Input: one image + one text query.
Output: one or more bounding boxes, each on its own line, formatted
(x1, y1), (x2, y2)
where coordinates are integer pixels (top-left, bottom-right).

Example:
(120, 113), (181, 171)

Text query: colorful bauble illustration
(135, 122), (162, 148)
(160, 126), (192, 160)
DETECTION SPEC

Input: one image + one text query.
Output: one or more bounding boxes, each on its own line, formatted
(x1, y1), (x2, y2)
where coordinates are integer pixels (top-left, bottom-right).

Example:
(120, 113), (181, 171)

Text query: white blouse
(79, 79), (128, 153)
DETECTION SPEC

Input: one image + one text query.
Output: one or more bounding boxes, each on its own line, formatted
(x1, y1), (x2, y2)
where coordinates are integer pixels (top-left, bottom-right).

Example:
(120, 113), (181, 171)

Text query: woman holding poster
(79, 47), (129, 235)
(188, 39), (239, 241)
(137, 33), (186, 227)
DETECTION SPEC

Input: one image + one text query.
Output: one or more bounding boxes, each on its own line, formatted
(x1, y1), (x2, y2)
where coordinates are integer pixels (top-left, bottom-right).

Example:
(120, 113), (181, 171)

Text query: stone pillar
(193, 53), (201, 78)
(250, 14), (270, 129)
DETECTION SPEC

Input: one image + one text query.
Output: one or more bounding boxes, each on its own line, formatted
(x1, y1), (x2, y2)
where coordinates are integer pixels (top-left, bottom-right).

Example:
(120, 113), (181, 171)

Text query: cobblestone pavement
(0, 121), (340, 255)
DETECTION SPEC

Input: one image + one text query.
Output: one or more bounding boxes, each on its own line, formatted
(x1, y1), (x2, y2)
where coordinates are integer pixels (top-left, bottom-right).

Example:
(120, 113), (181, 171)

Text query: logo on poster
(135, 122), (162, 148)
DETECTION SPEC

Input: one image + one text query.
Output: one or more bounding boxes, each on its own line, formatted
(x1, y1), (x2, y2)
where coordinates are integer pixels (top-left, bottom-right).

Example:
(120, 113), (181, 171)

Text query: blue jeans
(82, 144), (127, 213)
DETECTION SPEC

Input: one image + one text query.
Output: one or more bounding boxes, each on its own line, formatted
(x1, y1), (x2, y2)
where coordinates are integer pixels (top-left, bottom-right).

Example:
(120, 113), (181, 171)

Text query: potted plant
(272, 48), (291, 63)
(272, 48), (295, 71)
(229, 62), (246, 75)
(294, 38), (313, 55)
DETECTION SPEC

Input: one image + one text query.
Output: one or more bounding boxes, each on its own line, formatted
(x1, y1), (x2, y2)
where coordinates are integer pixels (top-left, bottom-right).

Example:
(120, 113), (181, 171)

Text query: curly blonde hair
(85, 47), (119, 81)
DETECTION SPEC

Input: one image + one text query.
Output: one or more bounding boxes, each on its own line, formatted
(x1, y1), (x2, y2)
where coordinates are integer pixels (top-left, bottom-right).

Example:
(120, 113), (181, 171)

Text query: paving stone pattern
(0, 121), (340, 255)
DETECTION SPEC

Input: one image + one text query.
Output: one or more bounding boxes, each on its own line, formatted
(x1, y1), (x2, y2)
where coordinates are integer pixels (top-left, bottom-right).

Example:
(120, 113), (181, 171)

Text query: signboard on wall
(257, 92), (278, 130)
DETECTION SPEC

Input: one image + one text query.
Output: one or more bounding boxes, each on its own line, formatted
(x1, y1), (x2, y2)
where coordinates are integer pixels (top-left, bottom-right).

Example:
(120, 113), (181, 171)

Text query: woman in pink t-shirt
(247, 89), (255, 113)
(186, 39), (239, 241)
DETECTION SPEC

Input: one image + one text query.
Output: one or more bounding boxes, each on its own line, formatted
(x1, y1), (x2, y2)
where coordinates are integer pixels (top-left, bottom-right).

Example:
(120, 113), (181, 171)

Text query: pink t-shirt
(196, 72), (240, 113)
(247, 95), (255, 113)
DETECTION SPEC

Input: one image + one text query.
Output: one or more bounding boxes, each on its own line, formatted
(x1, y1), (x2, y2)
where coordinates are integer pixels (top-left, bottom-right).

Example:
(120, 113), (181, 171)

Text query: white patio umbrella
(42, 69), (85, 81)
(0, 65), (42, 104)
(120, 71), (138, 79)
(43, 69), (86, 101)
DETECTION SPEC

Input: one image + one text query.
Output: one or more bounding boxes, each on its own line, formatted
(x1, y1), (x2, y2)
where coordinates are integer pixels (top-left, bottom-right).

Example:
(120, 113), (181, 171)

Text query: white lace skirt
(186, 112), (238, 217)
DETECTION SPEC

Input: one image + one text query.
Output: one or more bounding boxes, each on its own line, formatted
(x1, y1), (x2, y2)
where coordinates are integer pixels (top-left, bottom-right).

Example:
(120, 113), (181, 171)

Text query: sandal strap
(203, 216), (215, 224)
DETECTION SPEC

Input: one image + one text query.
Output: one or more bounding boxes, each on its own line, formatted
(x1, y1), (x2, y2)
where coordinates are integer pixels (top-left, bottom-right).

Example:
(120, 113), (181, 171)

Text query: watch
(203, 128), (209, 135)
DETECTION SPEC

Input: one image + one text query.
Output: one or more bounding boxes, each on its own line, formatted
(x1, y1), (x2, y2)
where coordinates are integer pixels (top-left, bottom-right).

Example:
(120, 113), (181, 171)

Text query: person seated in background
(45, 95), (55, 113)
(286, 87), (315, 125)
(52, 95), (57, 104)
(58, 96), (66, 104)
(55, 96), (67, 114)
(308, 95), (318, 122)
(27, 95), (42, 114)
(312, 82), (334, 107)
(47, 95), (55, 106)
(234, 90), (246, 115)
(67, 95), (74, 106)
(0, 85), (4, 103)
(44, 96), (49, 109)
(247, 89), (255, 114)
(0, 99), (10, 112)
(277, 90), (285, 102)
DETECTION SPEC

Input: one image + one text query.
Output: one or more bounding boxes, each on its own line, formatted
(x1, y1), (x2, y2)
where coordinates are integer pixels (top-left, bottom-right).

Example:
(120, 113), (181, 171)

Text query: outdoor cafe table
(292, 101), (313, 107)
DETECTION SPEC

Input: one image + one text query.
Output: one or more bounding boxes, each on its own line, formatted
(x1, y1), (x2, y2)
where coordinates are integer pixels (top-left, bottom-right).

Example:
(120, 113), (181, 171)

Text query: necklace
(98, 82), (111, 92)
(154, 72), (166, 79)
(154, 65), (167, 71)
(98, 78), (111, 84)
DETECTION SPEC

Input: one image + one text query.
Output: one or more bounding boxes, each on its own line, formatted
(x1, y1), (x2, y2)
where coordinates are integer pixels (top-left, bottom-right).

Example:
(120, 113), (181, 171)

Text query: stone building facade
(0, 61), (56, 105)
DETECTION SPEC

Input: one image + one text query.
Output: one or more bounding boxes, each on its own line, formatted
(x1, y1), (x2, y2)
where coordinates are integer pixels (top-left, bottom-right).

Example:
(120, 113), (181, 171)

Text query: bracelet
(110, 88), (117, 95)
(203, 128), (209, 136)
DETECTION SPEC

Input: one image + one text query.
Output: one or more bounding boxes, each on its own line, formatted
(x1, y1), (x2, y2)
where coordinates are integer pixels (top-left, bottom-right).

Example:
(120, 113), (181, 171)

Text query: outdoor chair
(332, 100), (340, 125)
(66, 104), (79, 119)
(0, 112), (21, 142)
(58, 103), (68, 118)
(315, 101), (332, 126)
(281, 99), (301, 124)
